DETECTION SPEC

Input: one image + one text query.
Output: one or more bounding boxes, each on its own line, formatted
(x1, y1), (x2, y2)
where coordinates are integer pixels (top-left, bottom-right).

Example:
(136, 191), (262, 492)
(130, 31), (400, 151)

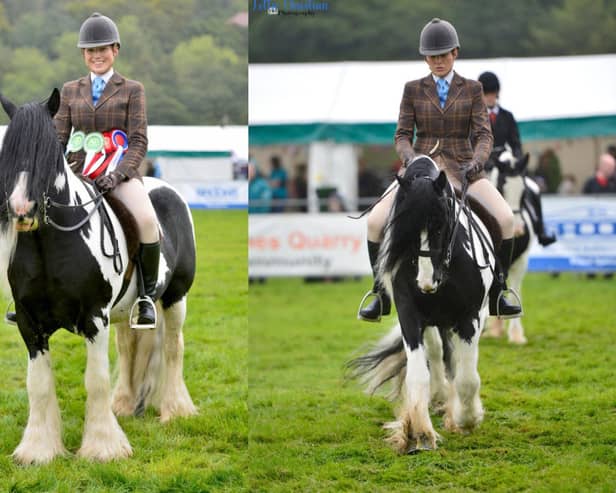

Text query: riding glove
(95, 171), (126, 192)
(464, 162), (484, 182)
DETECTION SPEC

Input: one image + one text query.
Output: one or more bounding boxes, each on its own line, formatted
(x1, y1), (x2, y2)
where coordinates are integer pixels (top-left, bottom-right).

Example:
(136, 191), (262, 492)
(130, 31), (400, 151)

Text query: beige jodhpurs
(109, 178), (160, 244)
(367, 159), (514, 243)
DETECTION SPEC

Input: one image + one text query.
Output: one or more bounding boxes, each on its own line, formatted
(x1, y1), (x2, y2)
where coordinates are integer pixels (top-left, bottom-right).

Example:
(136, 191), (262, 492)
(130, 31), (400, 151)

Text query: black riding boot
(489, 238), (522, 318)
(135, 241), (160, 328)
(526, 190), (556, 246)
(358, 241), (391, 322)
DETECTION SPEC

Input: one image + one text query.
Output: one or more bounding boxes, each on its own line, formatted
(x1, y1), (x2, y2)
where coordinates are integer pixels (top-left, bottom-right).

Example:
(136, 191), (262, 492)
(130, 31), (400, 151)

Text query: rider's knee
(367, 211), (385, 242)
(500, 210), (515, 239)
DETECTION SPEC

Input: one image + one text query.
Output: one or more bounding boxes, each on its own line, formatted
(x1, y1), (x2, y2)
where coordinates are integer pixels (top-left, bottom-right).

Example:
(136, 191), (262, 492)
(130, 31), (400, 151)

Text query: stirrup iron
(4, 301), (16, 326)
(129, 296), (157, 330)
(495, 287), (523, 320)
(357, 290), (383, 322)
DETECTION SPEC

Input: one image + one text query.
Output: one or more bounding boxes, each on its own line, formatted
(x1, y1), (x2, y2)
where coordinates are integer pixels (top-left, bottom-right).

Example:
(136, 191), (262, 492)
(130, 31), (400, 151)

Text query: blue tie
(436, 78), (449, 108)
(92, 77), (105, 106)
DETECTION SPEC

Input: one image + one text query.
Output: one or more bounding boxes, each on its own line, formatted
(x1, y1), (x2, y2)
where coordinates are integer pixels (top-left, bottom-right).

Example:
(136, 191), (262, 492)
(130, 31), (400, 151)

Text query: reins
(41, 178), (124, 274)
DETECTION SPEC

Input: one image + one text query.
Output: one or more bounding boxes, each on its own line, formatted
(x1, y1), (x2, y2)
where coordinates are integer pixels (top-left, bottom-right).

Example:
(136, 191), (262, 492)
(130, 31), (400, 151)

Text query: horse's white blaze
(79, 317), (132, 460)
(13, 351), (65, 464)
(160, 297), (197, 422)
(53, 172), (67, 193)
(416, 230), (436, 292)
(9, 171), (34, 216)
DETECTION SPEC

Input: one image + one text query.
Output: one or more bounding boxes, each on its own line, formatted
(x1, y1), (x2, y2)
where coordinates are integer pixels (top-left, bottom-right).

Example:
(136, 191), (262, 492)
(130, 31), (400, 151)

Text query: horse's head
(391, 156), (452, 294)
(488, 148), (529, 211)
(0, 89), (62, 232)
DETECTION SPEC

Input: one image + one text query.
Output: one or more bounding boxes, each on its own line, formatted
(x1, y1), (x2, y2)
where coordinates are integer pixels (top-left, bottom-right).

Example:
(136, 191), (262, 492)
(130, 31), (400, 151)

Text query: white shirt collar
(90, 68), (114, 84)
(432, 70), (454, 85)
(488, 105), (500, 114)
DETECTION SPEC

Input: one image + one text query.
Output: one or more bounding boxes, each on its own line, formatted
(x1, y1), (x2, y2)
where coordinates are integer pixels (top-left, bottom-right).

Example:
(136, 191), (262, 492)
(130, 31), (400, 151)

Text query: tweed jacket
(394, 72), (493, 183)
(54, 72), (148, 180)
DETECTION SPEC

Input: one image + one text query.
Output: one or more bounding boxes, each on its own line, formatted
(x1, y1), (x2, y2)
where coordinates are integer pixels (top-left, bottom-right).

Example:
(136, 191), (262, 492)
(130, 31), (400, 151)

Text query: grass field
(249, 273), (616, 492)
(0, 209), (247, 492)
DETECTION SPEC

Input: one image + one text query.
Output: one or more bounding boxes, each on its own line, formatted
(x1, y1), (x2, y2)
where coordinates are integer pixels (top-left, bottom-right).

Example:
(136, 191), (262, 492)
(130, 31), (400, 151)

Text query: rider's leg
(467, 178), (521, 318)
(523, 183), (556, 246)
(359, 181), (397, 322)
(110, 179), (160, 328)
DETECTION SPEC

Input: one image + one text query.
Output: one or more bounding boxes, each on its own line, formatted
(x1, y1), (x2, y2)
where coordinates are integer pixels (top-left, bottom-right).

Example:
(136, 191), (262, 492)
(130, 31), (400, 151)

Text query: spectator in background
(479, 71), (555, 246)
(291, 163), (308, 212)
(269, 155), (288, 212)
(249, 161), (272, 213)
(358, 158), (385, 211)
(582, 153), (616, 194)
(533, 149), (562, 193)
(558, 174), (577, 195)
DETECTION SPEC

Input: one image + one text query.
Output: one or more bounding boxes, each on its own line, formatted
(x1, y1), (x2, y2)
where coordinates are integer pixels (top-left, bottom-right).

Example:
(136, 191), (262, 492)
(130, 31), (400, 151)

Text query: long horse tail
(346, 323), (407, 400)
(113, 311), (164, 418)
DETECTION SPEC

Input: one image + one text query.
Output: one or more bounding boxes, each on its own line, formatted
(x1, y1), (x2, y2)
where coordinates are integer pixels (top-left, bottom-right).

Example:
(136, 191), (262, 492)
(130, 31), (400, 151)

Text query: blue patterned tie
(92, 77), (105, 106)
(436, 78), (449, 108)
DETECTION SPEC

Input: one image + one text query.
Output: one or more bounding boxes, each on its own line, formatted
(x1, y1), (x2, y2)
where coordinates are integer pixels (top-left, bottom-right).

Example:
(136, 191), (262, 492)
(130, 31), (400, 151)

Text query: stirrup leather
(357, 290), (383, 322)
(495, 287), (523, 320)
(129, 296), (157, 330)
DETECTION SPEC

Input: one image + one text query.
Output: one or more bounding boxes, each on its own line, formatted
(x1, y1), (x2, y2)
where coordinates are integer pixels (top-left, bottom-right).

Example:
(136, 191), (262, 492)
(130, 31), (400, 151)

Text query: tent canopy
(250, 54), (616, 145)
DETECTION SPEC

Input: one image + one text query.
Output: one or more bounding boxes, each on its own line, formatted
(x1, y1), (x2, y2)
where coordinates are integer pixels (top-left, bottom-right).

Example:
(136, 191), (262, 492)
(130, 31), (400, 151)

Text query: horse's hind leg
(445, 316), (484, 433)
(13, 347), (66, 464)
(112, 320), (137, 416)
(159, 297), (197, 422)
(79, 314), (132, 461)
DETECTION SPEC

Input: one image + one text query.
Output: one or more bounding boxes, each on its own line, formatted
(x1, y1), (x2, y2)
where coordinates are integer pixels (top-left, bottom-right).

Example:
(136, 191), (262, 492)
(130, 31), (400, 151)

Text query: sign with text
(528, 196), (616, 272)
(249, 213), (370, 277)
(250, 196), (616, 277)
(176, 180), (247, 209)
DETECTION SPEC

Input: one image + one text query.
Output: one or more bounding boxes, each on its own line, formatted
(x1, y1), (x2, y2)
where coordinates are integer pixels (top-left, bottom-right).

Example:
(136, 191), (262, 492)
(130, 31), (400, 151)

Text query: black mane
(0, 100), (64, 201)
(384, 160), (450, 272)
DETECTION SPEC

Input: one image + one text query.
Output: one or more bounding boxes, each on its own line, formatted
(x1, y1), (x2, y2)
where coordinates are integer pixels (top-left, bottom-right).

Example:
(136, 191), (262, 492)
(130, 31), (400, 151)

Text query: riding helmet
(77, 12), (121, 48)
(419, 18), (460, 56)
(478, 71), (500, 94)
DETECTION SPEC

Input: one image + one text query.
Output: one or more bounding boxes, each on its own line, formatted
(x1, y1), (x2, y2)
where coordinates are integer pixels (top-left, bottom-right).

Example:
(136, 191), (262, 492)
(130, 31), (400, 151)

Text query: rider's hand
(464, 162), (483, 182)
(95, 171), (126, 192)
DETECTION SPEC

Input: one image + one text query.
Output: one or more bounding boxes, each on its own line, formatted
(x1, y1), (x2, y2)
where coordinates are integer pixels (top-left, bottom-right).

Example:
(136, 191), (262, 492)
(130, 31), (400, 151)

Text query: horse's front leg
(13, 332), (66, 464)
(112, 319), (137, 416)
(445, 314), (484, 433)
(385, 276), (439, 454)
(423, 325), (449, 415)
(78, 312), (132, 461)
(506, 254), (528, 345)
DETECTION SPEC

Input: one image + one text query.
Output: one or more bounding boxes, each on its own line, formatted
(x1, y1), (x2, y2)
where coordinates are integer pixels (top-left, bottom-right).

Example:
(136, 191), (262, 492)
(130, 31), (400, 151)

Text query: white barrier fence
(249, 196), (616, 277)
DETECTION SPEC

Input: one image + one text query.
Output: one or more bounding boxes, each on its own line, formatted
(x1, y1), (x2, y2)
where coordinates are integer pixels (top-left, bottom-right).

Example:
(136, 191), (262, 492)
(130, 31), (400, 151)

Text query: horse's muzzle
(15, 214), (39, 232)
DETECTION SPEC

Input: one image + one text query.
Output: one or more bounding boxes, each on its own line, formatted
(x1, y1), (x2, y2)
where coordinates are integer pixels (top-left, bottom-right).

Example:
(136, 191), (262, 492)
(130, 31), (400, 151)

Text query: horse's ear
(47, 88), (61, 117)
(516, 153), (530, 173)
(434, 170), (447, 192)
(0, 94), (17, 119)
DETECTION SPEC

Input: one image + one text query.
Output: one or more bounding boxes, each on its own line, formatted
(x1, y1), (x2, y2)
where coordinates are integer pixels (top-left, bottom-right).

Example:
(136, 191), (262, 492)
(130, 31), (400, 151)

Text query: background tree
(0, 0), (247, 125)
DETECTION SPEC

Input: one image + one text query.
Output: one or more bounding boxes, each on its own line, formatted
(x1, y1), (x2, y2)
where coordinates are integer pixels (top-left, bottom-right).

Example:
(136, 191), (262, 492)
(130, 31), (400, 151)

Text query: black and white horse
(0, 89), (197, 464)
(485, 148), (533, 344)
(349, 156), (496, 454)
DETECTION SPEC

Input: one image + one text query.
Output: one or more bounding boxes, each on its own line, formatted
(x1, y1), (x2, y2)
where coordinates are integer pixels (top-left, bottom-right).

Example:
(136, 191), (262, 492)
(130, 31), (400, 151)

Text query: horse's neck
(61, 161), (95, 204)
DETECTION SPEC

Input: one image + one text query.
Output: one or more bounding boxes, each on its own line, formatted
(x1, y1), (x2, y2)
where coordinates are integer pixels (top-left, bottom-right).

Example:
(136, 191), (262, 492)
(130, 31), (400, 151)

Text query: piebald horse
(349, 156), (496, 453)
(0, 89), (197, 464)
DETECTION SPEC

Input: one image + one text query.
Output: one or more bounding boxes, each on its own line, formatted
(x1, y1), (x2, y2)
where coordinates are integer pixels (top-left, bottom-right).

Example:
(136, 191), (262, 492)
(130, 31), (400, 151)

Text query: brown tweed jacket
(54, 72), (148, 180)
(394, 72), (493, 182)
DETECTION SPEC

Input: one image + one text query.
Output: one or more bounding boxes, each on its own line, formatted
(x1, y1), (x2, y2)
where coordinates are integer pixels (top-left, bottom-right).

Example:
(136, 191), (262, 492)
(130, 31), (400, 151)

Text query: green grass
(249, 274), (616, 492)
(0, 210), (247, 492)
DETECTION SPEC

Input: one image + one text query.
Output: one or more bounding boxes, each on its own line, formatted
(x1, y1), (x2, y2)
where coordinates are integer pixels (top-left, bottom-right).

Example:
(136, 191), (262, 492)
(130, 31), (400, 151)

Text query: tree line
(250, 0), (616, 62)
(0, 0), (247, 125)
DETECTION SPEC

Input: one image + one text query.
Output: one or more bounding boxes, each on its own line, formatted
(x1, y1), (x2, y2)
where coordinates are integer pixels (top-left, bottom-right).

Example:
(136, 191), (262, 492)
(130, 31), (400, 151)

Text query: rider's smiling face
(82, 45), (118, 75)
